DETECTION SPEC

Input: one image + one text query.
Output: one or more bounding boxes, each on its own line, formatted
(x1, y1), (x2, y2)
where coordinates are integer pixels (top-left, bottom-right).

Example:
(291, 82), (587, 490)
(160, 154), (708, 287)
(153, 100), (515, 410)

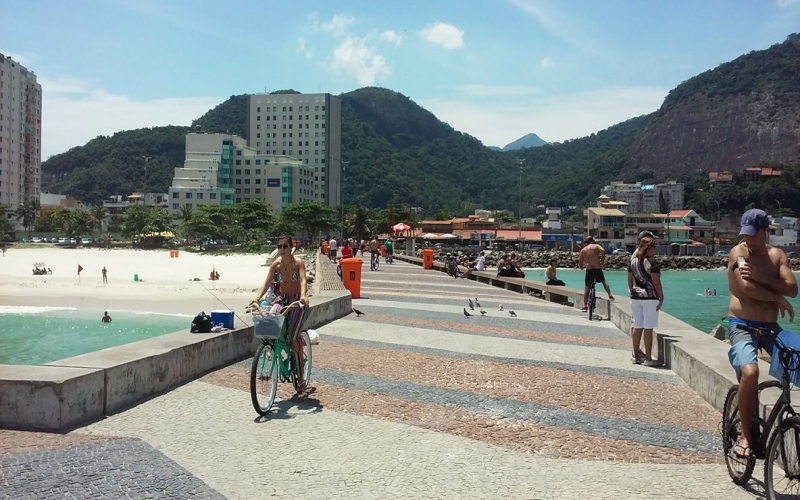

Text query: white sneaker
(644, 359), (662, 367)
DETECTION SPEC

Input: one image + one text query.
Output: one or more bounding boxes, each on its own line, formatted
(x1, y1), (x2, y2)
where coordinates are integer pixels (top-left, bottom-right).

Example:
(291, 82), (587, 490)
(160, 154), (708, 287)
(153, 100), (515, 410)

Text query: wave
(0, 305), (78, 315)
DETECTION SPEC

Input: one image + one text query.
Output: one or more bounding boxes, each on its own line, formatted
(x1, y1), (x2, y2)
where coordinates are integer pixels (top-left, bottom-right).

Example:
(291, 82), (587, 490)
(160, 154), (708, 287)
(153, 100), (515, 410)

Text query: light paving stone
(77, 381), (753, 500)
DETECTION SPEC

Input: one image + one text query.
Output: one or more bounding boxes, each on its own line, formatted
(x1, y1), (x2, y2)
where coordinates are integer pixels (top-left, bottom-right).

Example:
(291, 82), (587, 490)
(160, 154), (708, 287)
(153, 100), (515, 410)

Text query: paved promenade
(0, 260), (759, 499)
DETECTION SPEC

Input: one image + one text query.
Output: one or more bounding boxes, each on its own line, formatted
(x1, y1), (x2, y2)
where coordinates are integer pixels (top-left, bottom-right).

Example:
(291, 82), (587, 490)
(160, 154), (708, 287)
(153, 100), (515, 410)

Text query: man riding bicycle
(369, 236), (380, 268)
(727, 209), (798, 459)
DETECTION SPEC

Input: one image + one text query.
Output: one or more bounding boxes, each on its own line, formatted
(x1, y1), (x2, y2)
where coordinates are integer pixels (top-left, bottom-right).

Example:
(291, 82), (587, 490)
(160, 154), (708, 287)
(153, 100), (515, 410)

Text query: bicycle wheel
(291, 330), (313, 392)
(723, 384), (756, 485)
(765, 415), (800, 498)
(587, 286), (596, 320)
(250, 342), (278, 416)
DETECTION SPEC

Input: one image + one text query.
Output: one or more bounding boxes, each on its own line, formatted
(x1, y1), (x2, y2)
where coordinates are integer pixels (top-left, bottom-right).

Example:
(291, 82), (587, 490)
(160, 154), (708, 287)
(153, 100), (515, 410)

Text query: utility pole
(142, 155), (152, 206)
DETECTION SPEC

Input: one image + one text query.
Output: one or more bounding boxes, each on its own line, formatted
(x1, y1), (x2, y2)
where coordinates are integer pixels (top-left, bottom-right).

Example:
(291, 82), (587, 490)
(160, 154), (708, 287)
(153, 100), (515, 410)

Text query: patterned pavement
(0, 260), (760, 499)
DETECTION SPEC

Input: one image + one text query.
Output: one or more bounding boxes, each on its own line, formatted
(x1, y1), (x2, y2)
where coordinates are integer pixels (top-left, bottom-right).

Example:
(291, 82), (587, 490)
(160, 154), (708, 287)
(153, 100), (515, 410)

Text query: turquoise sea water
(0, 306), (191, 365)
(525, 269), (800, 334)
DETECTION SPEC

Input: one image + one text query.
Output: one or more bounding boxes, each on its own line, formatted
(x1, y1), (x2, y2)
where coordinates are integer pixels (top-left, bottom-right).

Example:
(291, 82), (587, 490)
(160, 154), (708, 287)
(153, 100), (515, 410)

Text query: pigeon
(468, 298), (475, 310)
(353, 307), (365, 317)
(509, 310), (517, 317)
(463, 308), (472, 317)
(475, 298), (481, 307)
(480, 309), (486, 316)
(498, 304), (504, 311)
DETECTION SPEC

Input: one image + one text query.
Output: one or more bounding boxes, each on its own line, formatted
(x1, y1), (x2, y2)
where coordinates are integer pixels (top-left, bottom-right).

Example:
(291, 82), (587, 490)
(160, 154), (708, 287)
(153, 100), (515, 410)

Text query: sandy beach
(0, 246), (285, 316)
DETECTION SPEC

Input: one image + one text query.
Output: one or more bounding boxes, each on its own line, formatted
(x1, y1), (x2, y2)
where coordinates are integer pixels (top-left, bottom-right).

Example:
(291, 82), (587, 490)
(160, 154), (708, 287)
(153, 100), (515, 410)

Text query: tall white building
(168, 132), (314, 216)
(600, 181), (684, 213)
(0, 53), (42, 227)
(246, 93), (342, 206)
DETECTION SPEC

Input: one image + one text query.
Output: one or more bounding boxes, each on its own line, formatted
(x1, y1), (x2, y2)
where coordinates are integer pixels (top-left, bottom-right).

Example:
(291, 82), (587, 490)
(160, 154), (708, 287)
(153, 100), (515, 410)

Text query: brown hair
(634, 236), (655, 258)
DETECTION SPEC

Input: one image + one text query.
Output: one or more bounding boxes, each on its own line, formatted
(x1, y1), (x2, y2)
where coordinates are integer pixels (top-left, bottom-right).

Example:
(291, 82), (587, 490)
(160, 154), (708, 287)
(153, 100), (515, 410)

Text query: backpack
(191, 312), (213, 333)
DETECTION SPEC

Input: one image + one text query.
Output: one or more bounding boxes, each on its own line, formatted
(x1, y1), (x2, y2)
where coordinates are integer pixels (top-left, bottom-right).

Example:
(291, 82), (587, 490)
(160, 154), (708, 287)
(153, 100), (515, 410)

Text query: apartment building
(246, 93), (342, 206)
(0, 53), (42, 228)
(168, 132), (314, 217)
(600, 181), (684, 213)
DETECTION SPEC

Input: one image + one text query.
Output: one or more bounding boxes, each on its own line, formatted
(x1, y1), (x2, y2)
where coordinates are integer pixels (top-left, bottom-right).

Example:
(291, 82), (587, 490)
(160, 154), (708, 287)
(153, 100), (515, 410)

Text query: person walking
(102, 266), (108, 284)
(627, 234), (663, 366)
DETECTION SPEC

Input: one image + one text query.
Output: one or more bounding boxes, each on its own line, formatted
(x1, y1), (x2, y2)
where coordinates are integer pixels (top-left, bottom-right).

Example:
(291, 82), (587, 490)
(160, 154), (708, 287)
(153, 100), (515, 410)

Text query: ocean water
(526, 269), (800, 334)
(0, 306), (191, 365)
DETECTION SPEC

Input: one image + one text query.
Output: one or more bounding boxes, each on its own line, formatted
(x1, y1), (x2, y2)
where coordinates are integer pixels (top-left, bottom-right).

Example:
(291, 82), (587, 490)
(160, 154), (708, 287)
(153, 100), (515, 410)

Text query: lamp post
(142, 156), (152, 206)
(517, 158), (525, 244)
(340, 160), (349, 228)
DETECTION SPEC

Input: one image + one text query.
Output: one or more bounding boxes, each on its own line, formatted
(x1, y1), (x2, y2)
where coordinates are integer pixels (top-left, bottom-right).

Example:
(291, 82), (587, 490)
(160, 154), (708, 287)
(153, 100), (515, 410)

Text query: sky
(2, 0), (800, 160)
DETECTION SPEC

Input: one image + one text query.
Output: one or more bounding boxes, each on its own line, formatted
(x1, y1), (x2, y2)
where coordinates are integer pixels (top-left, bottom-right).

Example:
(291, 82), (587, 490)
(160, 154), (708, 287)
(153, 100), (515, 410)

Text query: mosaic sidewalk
(1, 261), (758, 499)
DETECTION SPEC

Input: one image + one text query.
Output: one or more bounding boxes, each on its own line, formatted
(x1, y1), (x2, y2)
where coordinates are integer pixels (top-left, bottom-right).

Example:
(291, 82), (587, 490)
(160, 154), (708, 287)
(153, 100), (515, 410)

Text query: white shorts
(631, 299), (659, 329)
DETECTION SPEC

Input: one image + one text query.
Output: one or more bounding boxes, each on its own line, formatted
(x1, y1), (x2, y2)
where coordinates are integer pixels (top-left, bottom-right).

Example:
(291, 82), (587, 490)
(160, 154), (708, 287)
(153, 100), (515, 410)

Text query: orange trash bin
(380, 245), (387, 258)
(422, 249), (435, 269)
(340, 258), (363, 298)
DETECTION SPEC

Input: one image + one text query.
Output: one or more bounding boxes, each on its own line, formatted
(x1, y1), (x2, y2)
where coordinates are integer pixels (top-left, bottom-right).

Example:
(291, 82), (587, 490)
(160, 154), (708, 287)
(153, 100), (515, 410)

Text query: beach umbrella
(422, 233), (438, 239)
(441, 233), (459, 239)
(392, 222), (411, 232)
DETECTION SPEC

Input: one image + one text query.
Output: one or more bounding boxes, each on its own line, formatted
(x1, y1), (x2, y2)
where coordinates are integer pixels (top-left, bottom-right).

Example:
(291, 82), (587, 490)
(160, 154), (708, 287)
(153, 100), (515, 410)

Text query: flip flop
(732, 443), (753, 459)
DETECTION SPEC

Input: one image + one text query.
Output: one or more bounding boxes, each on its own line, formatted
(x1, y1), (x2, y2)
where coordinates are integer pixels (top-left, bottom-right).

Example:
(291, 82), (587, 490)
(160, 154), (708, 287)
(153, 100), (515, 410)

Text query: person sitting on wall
(546, 259), (566, 286)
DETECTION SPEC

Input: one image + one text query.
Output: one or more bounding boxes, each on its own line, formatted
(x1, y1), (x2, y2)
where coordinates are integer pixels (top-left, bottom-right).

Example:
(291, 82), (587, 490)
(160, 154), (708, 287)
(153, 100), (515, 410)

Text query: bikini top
(273, 258), (300, 284)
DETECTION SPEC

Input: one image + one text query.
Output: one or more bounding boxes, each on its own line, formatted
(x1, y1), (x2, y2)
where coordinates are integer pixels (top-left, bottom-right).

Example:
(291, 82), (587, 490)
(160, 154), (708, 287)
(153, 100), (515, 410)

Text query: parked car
(787, 251), (799, 257)
(715, 250), (729, 257)
(612, 249), (630, 256)
(31, 237), (42, 243)
(81, 238), (92, 245)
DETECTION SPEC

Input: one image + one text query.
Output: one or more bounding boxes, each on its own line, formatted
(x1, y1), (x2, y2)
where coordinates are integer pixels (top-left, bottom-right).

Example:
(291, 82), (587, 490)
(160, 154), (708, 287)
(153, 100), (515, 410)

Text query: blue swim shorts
(727, 317), (780, 381)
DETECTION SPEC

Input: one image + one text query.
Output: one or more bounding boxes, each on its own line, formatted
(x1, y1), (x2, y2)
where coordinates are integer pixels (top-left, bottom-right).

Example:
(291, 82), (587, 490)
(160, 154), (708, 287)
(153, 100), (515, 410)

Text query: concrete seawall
(395, 254), (776, 416)
(0, 252), (352, 431)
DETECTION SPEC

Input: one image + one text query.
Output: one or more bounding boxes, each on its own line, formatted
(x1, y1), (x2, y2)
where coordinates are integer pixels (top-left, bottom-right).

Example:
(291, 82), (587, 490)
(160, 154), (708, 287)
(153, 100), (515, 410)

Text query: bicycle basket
(253, 313), (285, 339)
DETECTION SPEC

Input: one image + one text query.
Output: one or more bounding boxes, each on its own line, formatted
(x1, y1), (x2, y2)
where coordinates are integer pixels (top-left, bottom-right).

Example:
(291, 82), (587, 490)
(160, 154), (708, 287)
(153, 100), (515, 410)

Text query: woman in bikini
(253, 235), (310, 389)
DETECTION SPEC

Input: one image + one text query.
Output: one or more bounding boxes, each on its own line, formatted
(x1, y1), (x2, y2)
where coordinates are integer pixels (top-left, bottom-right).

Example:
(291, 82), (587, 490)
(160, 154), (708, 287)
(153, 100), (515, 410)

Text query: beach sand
(0, 246), (281, 315)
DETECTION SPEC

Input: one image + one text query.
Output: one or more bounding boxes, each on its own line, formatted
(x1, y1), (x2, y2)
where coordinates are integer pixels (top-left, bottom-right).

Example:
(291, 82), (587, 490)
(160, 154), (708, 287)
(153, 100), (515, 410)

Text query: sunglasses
(277, 244), (290, 249)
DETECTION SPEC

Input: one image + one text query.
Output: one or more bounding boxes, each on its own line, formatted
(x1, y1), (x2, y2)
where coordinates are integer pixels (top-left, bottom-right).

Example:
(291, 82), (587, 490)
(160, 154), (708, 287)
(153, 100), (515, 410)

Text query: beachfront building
(103, 193), (169, 215)
(769, 216), (798, 247)
(168, 132), (314, 217)
(600, 181), (684, 213)
(585, 207), (626, 248)
(246, 93), (342, 206)
(0, 53), (42, 229)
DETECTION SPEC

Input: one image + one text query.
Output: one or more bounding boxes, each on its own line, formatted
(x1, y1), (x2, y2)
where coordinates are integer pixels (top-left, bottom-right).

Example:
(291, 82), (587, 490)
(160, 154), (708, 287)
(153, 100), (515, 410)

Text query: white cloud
(419, 86), (667, 147)
(296, 37), (314, 58)
(310, 12), (355, 36)
(540, 56), (555, 67)
(39, 77), (220, 159)
(457, 84), (539, 98)
(380, 30), (403, 46)
(0, 49), (31, 65)
(330, 36), (392, 86)
(420, 22), (464, 49)
(778, 0), (800, 6)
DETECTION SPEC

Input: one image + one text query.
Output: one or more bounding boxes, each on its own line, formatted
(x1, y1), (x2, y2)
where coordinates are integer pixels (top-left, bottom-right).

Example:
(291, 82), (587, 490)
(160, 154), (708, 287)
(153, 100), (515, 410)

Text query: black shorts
(585, 269), (605, 287)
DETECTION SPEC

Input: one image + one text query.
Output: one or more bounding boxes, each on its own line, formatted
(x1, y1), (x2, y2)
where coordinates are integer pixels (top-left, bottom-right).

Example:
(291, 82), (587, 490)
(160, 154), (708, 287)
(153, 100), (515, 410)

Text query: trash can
(422, 249), (435, 269)
(380, 245), (387, 258)
(340, 258), (363, 298)
(134, 274), (139, 282)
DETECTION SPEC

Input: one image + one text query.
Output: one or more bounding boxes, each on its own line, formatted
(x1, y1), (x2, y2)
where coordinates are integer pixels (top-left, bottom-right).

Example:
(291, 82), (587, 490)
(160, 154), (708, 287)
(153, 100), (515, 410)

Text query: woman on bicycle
(253, 235), (310, 388)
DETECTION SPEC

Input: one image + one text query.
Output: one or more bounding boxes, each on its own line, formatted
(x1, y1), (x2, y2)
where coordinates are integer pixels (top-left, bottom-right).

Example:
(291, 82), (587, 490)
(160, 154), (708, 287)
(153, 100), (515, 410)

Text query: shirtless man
(727, 209), (797, 459)
(579, 236), (614, 311)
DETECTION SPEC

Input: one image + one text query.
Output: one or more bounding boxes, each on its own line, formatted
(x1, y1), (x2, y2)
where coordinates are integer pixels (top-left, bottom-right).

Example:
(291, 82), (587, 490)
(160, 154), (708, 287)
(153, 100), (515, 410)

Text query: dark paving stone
(311, 367), (719, 456)
(0, 438), (225, 500)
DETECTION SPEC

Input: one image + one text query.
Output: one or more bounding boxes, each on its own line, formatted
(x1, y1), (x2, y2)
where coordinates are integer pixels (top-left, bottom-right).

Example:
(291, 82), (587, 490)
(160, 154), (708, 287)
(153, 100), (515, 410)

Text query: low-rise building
(770, 216), (798, 247)
(103, 193), (168, 215)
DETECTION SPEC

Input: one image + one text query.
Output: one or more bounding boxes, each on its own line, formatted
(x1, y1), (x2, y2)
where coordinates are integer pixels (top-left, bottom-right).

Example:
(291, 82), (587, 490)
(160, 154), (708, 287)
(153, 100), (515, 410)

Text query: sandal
(732, 443), (753, 459)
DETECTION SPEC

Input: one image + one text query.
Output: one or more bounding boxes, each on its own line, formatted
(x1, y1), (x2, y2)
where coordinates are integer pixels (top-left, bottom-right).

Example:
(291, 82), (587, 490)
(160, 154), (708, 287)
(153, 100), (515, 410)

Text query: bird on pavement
(498, 304), (504, 311)
(353, 307), (365, 317)
(509, 310), (517, 317)
(480, 309), (486, 316)
(468, 298), (475, 310)
(475, 298), (481, 307)
(463, 308), (472, 317)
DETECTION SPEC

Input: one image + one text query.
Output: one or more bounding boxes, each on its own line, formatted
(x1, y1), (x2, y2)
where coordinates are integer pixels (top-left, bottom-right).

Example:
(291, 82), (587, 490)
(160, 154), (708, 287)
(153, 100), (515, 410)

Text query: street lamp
(340, 160), (349, 228)
(517, 158), (525, 243)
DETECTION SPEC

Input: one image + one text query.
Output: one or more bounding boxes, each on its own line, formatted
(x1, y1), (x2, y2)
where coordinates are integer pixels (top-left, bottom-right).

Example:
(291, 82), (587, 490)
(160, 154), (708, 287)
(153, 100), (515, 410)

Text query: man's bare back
(728, 242), (793, 323)
(580, 243), (605, 270)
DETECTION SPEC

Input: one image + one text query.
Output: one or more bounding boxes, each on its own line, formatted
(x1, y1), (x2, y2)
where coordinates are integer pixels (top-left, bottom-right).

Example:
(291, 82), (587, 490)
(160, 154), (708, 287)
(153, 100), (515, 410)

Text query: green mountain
(501, 133), (548, 151)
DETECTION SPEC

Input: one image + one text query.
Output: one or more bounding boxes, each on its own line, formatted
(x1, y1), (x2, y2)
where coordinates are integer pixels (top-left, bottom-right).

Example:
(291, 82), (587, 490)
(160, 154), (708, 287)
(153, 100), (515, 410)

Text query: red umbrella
(392, 222), (411, 232)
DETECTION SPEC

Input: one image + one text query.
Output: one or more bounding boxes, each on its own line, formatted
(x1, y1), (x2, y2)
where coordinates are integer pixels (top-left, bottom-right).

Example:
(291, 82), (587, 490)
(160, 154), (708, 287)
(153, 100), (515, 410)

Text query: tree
(234, 200), (276, 240)
(347, 205), (373, 240)
(279, 202), (338, 240)
(15, 199), (40, 237)
(34, 214), (56, 232)
(52, 209), (92, 241)
(658, 190), (669, 214)
(0, 216), (12, 240)
(89, 205), (108, 236)
(120, 206), (173, 240)
(178, 205), (194, 221)
(434, 208), (454, 221)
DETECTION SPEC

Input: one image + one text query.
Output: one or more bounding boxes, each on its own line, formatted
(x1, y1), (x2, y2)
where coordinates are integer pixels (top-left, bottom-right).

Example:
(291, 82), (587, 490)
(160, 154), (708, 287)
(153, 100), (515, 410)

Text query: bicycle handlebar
(249, 300), (306, 317)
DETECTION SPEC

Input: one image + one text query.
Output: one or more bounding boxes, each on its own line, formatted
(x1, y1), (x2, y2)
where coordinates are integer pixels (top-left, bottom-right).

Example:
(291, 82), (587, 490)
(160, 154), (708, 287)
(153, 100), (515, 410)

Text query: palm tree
(89, 205), (108, 237)
(15, 199), (40, 238)
(349, 206), (373, 241)
(179, 205), (194, 221)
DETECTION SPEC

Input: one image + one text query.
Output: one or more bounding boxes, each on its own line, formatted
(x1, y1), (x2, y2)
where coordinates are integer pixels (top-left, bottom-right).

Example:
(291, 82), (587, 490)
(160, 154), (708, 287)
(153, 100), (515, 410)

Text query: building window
(244, 188), (250, 194)
(245, 179), (251, 184)
(256, 188), (261, 194)
(210, 193), (217, 199)
(236, 169), (242, 175)
(172, 192), (179, 198)
(245, 169), (250, 175)
(197, 193), (204, 199)
(186, 203), (192, 209)
(186, 193), (192, 199)
(236, 150), (242, 155)
(172, 203), (179, 209)
(236, 160), (242, 165)
(256, 178), (261, 184)
(235, 179), (242, 184)
(245, 160), (250, 165)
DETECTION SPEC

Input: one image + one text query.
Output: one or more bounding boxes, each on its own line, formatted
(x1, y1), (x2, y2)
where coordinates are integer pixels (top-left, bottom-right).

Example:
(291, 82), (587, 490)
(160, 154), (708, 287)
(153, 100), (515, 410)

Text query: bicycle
(370, 251), (380, 271)
(250, 301), (312, 417)
(386, 252), (393, 265)
(586, 278), (597, 320)
(445, 254), (461, 279)
(722, 323), (800, 498)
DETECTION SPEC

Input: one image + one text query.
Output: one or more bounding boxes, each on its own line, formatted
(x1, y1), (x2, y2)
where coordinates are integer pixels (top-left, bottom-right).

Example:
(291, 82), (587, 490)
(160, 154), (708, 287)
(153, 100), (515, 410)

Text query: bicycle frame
(258, 336), (294, 381)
